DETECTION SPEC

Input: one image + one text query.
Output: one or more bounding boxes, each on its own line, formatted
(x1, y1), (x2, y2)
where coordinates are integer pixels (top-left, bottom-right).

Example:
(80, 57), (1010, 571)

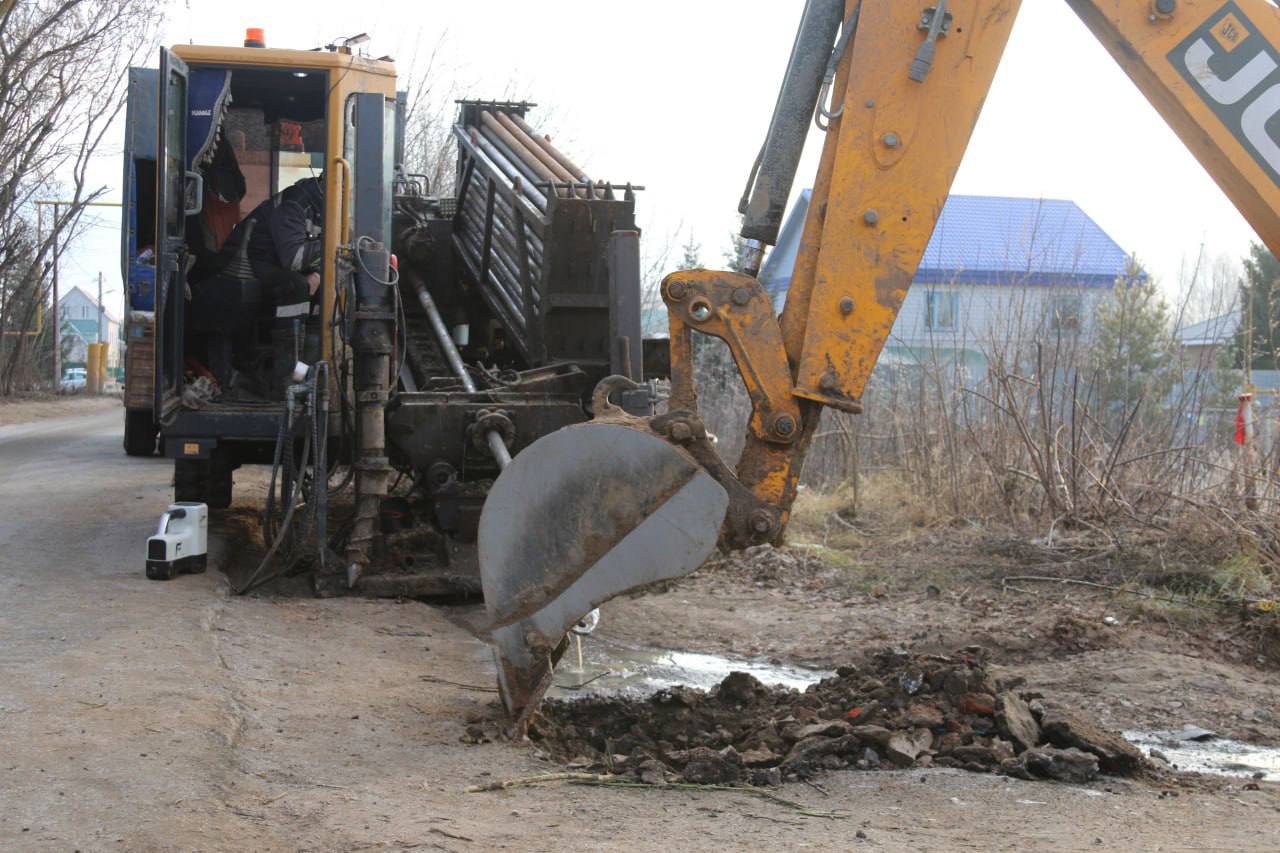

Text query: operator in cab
(223, 173), (325, 319)
(185, 173), (326, 398)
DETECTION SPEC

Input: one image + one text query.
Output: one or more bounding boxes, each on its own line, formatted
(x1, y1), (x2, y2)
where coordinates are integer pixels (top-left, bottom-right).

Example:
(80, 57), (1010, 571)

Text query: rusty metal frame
(661, 269), (802, 445)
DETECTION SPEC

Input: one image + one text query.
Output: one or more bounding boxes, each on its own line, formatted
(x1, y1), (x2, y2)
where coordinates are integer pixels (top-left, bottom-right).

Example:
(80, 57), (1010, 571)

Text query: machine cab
(123, 33), (397, 433)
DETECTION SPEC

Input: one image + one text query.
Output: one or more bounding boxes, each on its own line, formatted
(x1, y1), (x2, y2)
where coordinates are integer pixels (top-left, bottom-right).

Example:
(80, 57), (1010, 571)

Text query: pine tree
(677, 233), (702, 271)
(1234, 242), (1280, 370)
(723, 215), (748, 274)
(1090, 258), (1173, 413)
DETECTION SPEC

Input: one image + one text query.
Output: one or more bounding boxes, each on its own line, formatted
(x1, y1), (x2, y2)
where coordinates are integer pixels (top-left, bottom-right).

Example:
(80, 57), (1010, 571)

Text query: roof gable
(917, 195), (1132, 288)
(1177, 309), (1241, 346)
(59, 285), (120, 325)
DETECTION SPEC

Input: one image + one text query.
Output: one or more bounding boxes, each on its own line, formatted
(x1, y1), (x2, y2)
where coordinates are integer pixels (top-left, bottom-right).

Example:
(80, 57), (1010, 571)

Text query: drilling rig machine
(121, 31), (650, 598)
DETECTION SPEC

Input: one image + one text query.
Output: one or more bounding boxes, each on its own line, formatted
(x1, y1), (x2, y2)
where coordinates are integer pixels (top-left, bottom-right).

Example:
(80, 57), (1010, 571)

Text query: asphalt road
(0, 408), (255, 848)
(2, 407), (1277, 851)
(0, 408), (513, 851)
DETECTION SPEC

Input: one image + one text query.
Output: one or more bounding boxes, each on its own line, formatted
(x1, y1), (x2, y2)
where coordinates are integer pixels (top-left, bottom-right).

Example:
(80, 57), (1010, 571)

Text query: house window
(926, 291), (958, 330)
(1049, 294), (1083, 331)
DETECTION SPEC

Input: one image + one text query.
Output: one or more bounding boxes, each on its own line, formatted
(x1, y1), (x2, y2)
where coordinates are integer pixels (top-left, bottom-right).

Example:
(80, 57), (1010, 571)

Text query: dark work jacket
(221, 177), (324, 311)
(226, 177), (324, 278)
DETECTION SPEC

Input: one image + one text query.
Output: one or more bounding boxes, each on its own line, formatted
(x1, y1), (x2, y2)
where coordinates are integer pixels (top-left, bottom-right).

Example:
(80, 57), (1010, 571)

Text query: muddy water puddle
(547, 635), (827, 700)
(1125, 729), (1280, 782)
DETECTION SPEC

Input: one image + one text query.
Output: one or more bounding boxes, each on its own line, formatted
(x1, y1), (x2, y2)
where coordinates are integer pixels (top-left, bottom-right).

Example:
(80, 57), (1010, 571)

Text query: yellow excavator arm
(477, 0), (1280, 726)
(686, 0), (1280, 542)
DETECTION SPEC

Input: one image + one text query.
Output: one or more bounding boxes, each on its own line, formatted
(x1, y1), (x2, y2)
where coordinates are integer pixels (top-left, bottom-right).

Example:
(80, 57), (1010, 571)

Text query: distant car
(60, 367), (87, 392)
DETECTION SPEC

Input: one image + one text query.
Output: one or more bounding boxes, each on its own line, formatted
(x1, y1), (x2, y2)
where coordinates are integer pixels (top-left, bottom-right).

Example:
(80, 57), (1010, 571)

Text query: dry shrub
(791, 321), (1280, 584)
(695, 326), (1279, 593)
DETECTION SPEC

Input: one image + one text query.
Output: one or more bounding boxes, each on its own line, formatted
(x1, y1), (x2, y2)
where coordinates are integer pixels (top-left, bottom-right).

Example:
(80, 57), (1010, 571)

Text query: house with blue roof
(757, 192), (1133, 381)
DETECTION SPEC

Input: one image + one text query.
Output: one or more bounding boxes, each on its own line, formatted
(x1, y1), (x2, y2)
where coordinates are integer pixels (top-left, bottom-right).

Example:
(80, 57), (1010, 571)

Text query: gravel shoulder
(0, 393), (120, 427)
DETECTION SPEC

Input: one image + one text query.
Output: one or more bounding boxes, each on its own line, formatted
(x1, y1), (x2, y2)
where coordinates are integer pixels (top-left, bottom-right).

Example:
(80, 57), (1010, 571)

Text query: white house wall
(886, 282), (1111, 355)
(57, 288), (123, 369)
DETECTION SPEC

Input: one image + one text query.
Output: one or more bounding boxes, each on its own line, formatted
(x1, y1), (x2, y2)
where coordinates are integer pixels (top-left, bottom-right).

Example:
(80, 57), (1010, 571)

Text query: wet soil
(547, 634), (825, 699)
(596, 532), (1280, 758)
(533, 646), (1147, 787)
(1125, 728), (1280, 781)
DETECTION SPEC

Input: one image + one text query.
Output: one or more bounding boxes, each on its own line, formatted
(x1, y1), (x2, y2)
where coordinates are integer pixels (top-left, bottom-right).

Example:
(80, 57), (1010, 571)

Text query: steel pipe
(454, 236), (527, 332)
(407, 270), (512, 469)
(455, 217), (530, 316)
(471, 131), (549, 210)
(510, 113), (589, 181)
(480, 112), (558, 183)
(459, 192), (543, 290)
(495, 110), (576, 183)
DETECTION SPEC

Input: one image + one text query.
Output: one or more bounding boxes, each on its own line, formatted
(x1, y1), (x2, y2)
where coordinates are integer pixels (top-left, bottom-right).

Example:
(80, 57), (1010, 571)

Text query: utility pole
(32, 199), (121, 387)
(52, 202), (60, 387)
(97, 271), (104, 343)
(97, 270), (106, 388)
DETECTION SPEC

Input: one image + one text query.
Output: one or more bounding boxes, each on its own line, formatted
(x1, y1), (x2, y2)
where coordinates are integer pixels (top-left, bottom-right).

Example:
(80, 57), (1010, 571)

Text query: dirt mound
(531, 647), (1147, 786)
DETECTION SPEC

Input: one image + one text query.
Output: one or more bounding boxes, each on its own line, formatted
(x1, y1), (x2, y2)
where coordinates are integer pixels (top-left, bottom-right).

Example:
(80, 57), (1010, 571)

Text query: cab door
(120, 67), (158, 313)
(155, 47), (192, 419)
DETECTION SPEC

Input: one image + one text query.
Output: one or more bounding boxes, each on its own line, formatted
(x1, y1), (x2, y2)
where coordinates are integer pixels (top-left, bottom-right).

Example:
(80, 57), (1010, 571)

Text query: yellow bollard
(95, 342), (109, 392)
(85, 343), (101, 395)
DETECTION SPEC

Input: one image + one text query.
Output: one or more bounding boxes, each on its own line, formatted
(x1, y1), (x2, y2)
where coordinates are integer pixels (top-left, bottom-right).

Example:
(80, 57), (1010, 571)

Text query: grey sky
(72, 0), (1259, 321)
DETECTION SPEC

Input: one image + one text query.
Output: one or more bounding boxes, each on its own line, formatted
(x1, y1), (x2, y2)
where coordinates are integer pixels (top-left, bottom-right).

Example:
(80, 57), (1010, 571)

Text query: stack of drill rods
(458, 178), (545, 269)
(466, 119), (612, 213)
(469, 129), (550, 210)
(492, 111), (593, 199)
(456, 120), (548, 323)
(476, 109), (592, 201)
(482, 111), (562, 183)
(452, 227), (525, 328)
(508, 112), (589, 185)
(455, 185), (543, 322)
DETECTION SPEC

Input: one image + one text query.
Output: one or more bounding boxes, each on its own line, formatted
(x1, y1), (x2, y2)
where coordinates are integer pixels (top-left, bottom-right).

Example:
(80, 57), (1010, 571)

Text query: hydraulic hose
(235, 362), (329, 595)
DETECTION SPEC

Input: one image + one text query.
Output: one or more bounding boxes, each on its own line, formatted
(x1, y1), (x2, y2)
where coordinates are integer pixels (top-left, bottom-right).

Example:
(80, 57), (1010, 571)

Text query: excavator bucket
(478, 421), (728, 726)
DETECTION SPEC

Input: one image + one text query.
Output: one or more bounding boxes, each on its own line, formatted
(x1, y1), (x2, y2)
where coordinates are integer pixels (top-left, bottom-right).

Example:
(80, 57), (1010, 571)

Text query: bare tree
(635, 219), (680, 334)
(0, 0), (161, 394)
(398, 30), (463, 197)
(399, 32), (552, 200)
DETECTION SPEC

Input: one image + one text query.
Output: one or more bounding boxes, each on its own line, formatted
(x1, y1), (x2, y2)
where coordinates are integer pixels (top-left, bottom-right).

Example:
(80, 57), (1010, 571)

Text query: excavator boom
(478, 0), (1280, 723)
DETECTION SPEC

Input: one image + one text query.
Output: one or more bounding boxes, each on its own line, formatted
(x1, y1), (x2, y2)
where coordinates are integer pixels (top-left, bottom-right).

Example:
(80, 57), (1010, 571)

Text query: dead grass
(789, 474), (952, 548)
(785, 469), (1280, 655)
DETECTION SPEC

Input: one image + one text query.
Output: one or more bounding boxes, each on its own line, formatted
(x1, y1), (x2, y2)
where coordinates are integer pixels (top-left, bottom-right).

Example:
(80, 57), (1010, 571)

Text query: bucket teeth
(492, 634), (568, 737)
